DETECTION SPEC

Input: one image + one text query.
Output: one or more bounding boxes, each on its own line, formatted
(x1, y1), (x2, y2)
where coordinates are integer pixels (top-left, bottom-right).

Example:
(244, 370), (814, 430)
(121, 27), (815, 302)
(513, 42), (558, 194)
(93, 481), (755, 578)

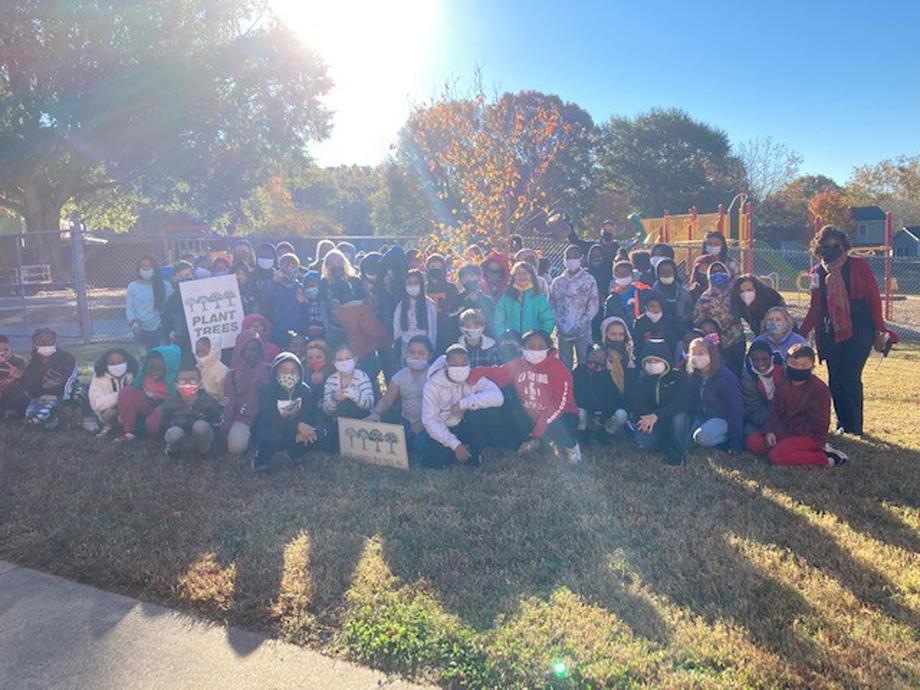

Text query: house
(849, 206), (887, 247)
(893, 227), (920, 257)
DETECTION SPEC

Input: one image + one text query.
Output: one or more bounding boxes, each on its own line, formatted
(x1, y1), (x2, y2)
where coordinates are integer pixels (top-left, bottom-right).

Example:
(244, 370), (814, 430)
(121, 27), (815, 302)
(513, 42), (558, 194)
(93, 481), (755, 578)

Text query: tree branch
(0, 192), (26, 216)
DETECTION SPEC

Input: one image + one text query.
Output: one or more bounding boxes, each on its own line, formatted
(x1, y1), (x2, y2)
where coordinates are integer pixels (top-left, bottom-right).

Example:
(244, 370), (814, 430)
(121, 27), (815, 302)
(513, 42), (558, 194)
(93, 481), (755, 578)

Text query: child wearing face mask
(730, 275), (784, 335)
(652, 258), (694, 332)
(447, 263), (496, 339)
(252, 242), (279, 299)
(252, 353), (321, 473)
(746, 344), (847, 466)
(632, 293), (680, 353)
(470, 329), (582, 464)
(368, 336), (433, 457)
(549, 245), (600, 370)
(686, 337), (744, 453)
(88, 348), (138, 436)
(160, 364), (222, 459)
(194, 336), (228, 403)
(126, 255), (172, 355)
(393, 270), (438, 362)
(456, 309), (500, 367)
(322, 344), (374, 428)
(299, 270), (330, 342)
(752, 306), (805, 358)
(114, 344), (181, 443)
(573, 343), (634, 444)
(221, 329), (270, 455)
(494, 262), (555, 337)
(741, 340), (783, 448)
(21, 328), (78, 427)
(0, 334), (29, 419)
(687, 231), (739, 300)
(605, 261), (650, 326)
(629, 339), (692, 466)
(693, 262), (745, 377)
(421, 344), (504, 468)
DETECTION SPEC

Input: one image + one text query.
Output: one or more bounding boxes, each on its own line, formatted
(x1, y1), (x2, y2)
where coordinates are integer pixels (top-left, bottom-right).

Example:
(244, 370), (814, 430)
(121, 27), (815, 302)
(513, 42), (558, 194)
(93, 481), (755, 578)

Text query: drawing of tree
(384, 432), (398, 454)
(345, 427), (356, 448)
(196, 296), (209, 312)
(357, 428), (369, 450)
(369, 429), (384, 453)
(223, 290), (236, 308)
(184, 297), (198, 312)
(208, 291), (223, 309)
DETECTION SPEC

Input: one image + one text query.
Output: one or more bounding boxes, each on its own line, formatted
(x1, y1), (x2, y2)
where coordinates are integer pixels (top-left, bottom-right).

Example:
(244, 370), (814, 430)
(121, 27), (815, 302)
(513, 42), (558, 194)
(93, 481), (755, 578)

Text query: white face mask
(108, 362), (128, 377)
(139, 268), (154, 280)
(691, 354), (711, 370)
(257, 258), (275, 270)
(705, 244), (722, 256)
(650, 256), (666, 270)
(615, 276), (632, 287)
(334, 358), (356, 375)
(522, 348), (548, 365)
(36, 345), (56, 357)
(644, 360), (666, 375)
(646, 311), (663, 323)
(447, 365), (470, 383)
(659, 275), (675, 286)
(739, 290), (756, 306)
(276, 372), (300, 390)
(406, 357), (428, 371)
(406, 284), (421, 297)
(565, 258), (582, 272)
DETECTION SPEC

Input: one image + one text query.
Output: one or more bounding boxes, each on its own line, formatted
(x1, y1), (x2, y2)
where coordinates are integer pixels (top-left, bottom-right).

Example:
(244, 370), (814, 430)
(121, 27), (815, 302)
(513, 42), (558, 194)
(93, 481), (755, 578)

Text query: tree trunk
(23, 201), (69, 283)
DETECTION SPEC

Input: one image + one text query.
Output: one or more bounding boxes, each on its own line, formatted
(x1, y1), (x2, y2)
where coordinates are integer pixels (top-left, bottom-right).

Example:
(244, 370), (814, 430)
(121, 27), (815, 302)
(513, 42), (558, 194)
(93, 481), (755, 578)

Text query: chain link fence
(1, 227), (917, 349)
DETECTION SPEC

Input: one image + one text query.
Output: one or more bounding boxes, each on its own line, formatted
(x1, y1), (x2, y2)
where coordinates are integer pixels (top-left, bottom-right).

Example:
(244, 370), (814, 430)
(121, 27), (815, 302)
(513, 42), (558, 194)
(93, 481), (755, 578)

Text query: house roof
(850, 206), (886, 221)
(896, 227), (920, 242)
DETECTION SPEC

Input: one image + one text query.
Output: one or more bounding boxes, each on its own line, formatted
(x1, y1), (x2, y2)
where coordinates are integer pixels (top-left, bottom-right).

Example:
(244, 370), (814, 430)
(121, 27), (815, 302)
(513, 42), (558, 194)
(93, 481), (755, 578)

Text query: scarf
(607, 357), (625, 393)
(823, 254), (852, 342)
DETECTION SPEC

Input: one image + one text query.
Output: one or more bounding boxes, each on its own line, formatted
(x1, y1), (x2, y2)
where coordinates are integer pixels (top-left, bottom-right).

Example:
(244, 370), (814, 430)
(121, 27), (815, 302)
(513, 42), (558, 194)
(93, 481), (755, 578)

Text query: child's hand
(766, 432), (777, 448)
(296, 423), (317, 444)
(334, 390), (347, 402)
(367, 411), (381, 422)
(454, 443), (472, 462)
(637, 413), (657, 434)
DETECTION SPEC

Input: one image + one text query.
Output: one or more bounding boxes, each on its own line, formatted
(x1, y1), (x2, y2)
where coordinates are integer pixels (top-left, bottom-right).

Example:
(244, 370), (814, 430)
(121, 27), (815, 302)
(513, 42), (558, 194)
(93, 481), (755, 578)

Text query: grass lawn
(1, 344), (918, 688)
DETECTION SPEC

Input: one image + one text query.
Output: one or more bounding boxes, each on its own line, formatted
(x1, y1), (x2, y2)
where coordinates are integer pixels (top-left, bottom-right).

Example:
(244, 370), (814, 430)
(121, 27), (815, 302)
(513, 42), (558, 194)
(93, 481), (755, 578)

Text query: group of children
(0, 222), (885, 471)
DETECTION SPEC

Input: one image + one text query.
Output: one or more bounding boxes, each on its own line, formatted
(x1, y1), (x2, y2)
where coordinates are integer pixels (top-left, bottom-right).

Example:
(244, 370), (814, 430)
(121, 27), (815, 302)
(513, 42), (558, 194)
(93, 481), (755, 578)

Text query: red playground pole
(717, 203), (725, 234)
(884, 211), (893, 321)
(745, 202), (755, 274)
(663, 209), (670, 243)
(688, 206), (698, 243)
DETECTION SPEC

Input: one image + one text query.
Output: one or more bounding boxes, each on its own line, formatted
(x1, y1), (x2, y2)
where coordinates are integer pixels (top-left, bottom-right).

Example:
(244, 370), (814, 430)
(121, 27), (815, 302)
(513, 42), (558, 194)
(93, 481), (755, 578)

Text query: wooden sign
(179, 275), (244, 351)
(337, 418), (409, 470)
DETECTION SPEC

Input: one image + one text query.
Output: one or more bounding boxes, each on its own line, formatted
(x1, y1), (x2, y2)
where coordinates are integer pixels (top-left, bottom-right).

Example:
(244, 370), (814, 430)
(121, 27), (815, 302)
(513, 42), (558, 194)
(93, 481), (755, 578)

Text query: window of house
(857, 223), (867, 238)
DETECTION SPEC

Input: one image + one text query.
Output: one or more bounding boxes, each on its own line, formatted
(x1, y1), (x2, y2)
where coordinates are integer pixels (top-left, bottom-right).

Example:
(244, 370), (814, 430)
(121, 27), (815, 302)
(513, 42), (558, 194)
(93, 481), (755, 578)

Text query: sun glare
(272, 0), (441, 167)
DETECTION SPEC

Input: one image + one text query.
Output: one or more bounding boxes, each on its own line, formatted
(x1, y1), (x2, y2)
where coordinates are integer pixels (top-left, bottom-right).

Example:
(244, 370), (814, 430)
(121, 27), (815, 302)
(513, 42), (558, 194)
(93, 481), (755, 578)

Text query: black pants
(502, 386), (578, 450)
(821, 330), (873, 435)
(722, 338), (746, 379)
(422, 407), (503, 469)
(255, 435), (316, 470)
(0, 383), (29, 417)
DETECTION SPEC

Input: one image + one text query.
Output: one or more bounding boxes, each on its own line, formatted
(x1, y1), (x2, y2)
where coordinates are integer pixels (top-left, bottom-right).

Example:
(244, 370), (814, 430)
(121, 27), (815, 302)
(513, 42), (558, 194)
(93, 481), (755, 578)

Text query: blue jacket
(691, 366), (744, 452)
(265, 278), (304, 346)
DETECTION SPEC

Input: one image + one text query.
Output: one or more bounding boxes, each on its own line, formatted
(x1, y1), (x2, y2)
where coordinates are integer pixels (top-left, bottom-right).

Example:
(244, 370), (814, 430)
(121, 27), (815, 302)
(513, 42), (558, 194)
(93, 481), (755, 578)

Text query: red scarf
(823, 254), (852, 342)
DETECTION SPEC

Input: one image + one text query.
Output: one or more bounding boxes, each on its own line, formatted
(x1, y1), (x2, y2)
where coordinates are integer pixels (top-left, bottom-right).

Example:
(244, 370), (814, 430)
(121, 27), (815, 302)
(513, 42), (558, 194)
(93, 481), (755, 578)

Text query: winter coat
(252, 353), (318, 442)
(549, 268), (599, 339)
(263, 277), (305, 346)
(573, 364), (634, 417)
(629, 346), (691, 422)
(220, 330), (272, 433)
(652, 280), (694, 330)
(633, 313), (681, 354)
(764, 374), (831, 444)
(458, 334), (501, 367)
(741, 364), (782, 429)
(196, 339), (228, 401)
(159, 389), (222, 432)
(752, 330), (806, 359)
(690, 366), (744, 452)
(470, 348), (577, 438)
(89, 370), (134, 416)
(422, 355), (504, 450)
(21, 349), (78, 400)
(494, 287), (555, 336)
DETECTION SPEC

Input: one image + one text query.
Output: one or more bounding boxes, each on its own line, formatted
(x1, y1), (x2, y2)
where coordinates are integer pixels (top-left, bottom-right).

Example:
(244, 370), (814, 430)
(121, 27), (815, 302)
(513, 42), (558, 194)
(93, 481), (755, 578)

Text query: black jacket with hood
(629, 339), (691, 421)
(253, 353), (318, 442)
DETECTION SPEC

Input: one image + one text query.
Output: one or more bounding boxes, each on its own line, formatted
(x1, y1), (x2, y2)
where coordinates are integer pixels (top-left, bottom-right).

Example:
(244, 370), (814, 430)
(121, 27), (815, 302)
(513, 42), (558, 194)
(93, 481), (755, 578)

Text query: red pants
(117, 387), (163, 435)
(746, 432), (829, 466)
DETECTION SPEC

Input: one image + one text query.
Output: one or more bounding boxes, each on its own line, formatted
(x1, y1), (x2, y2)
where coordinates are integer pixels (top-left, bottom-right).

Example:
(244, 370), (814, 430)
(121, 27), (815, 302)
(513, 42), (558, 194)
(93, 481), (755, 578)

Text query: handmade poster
(179, 275), (244, 351)
(337, 417), (409, 470)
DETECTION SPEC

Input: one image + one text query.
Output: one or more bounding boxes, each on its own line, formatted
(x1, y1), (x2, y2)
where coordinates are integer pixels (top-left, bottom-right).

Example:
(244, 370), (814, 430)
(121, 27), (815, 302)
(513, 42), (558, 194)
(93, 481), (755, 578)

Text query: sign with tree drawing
(179, 275), (244, 350)
(337, 418), (409, 470)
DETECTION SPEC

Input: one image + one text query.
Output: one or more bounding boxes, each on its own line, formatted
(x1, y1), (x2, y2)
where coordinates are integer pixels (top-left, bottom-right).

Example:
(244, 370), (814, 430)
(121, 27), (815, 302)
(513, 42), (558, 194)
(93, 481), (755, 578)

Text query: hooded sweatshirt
(88, 365), (134, 416)
(628, 340), (691, 421)
(133, 344), (182, 397)
(422, 354), (504, 450)
(470, 348), (577, 438)
(21, 347), (77, 400)
(763, 372), (832, 444)
(221, 329), (271, 433)
(652, 259), (694, 329)
(240, 314), (281, 362)
(253, 352), (318, 442)
(549, 267), (599, 339)
(196, 336), (229, 400)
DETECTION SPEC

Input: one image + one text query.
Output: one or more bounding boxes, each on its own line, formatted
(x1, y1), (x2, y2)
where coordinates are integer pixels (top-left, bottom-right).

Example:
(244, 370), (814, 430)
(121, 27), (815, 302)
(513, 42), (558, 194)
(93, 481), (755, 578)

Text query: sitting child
(115, 344), (181, 443)
(368, 335), (433, 456)
(686, 337), (744, 453)
(21, 328), (77, 427)
(457, 309), (500, 367)
(0, 335), (29, 419)
(160, 364), (222, 459)
(741, 340), (782, 446)
(421, 344), (504, 468)
(195, 336), (228, 404)
(88, 348), (138, 436)
(221, 329), (270, 455)
(573, 343), (633, 443)
(322, 344), (374, 426)
(633, 292), (680, 354)
(746, 344), (847, 466)
(251, 352), (321, 473)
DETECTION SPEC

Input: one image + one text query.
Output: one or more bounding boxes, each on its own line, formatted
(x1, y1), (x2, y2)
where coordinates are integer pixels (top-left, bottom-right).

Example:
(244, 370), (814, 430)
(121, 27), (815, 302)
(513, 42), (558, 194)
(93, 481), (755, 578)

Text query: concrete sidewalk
(0, 561), (431, 690)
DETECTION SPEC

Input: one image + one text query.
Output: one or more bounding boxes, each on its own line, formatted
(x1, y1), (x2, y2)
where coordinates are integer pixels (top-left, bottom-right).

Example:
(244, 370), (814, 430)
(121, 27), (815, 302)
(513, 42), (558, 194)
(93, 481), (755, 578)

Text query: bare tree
(737, 137), (803, 202)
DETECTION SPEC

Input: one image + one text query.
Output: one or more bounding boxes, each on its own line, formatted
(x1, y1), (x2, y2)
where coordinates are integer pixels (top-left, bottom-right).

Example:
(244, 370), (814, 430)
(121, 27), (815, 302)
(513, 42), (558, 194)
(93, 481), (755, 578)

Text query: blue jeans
(636, 412), (690, 465)
(692, 417), (728, 448)
(402, 419), (429, 457)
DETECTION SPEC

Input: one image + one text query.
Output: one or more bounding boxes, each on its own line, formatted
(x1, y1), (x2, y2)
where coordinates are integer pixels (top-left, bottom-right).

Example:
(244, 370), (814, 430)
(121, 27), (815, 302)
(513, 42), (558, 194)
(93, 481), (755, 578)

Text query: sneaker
(834, 426), (846, 437)
(112, 433), (135, 445)
(577, 408), (588, 431)
(82, 418), (100, 433)
(823, 443), (848, 466)
(565, 443), (582, 465)
(165, 447), (180, 461)
(252, 455), (271, 474)
(517, 438), (541, 455)
(96, 424), (112, 439)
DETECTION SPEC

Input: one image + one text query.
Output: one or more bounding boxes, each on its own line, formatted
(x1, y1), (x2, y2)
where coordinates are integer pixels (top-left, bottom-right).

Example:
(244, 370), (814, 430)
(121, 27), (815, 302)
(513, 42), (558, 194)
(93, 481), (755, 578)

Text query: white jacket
(88, 371), (134, 417)
(196, 338), (228, 400)
(421, 355), (503, 450)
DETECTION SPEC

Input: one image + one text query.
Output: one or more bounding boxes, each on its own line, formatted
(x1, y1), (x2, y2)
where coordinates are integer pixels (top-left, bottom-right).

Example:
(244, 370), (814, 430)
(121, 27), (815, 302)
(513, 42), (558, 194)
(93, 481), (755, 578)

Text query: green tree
(596, 108), (746, 216)
(756, 174), (842, 244)
(0, 1), (331, 254)
(369, 160), (435, 236)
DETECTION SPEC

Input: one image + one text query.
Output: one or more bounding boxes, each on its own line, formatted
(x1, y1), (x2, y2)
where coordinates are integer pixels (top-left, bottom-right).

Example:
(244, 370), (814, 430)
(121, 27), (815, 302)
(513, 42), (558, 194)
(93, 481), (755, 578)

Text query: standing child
(693, 262), (745, 376)
(0, 335), (29, 418)
(20, 329), (77, 427)
(88, 348), (138, 436)
(447, 263), (496, 339)
(653, 258), (694, 332)
(221, 329), (270, 456)
(494, 262), (555, 336)
(300, 270), (331, 342)
(457, 309), (500, 367)
(605, 260), (650, 326)
(550, 244), (599, 370)
(393, 270), (438, 362)
(633, 292), (681, 354)
(126, 255), (171, 355)
(195, 336), (228, 403)
(160, 364), (222, 459)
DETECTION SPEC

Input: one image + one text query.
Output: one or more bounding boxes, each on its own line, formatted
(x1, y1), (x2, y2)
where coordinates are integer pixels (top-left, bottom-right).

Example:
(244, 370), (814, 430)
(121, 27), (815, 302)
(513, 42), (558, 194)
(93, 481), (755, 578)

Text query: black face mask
(428, 268), (445, 282)
(462, 281), (479, 294)
(820, 245), (844, 262)
(784, 365), (811, 382)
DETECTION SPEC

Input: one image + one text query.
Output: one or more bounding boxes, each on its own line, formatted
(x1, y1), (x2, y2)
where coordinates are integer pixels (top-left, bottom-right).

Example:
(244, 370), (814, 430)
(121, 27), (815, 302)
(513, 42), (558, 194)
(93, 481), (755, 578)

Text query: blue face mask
(710, 273), (729, 287)
(304, 286), (319, 300)
(766, 321), (785, 335)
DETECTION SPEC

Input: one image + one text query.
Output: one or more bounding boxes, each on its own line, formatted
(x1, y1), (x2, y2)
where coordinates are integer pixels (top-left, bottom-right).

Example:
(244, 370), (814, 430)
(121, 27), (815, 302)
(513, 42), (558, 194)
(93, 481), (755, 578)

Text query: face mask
(644, 360), (667, 376)
(427, 267), (445, 281)
(766, 320), (786, 336)
(304, 286), (319, 300)
(785, 365), (812, 382)
(601, 233), (614, 243)
(646, 311), (663, 323)
(565, 258), (582, 272)
(334, 358), (356, 375)
(522, 348), (548, 365)
(139, 268), (154, 280)
(406, 284), (421, 297)
(462, 280), (479, 294)
(406, 357), (428, 371)
(277, 372), (300, 390)
(606, 339), (626, 354)
(36, 345), (56, 357)
(754, 363), (774, 376)
(705, 244), (722, 256)
(650, 256), (666, 270)
(659, 275), (675, 286)
(691, 354), (711, 370)
(461, 327), (483, 341)
(257, 258), (274, 270)
(615, 276), (632, 287)
(709, 273), (729, 287)
(177, 383), (199, 401)
(739, 290), (756, 305)
(447, 365), (470, 383)
(108, 362), (128, 377)
(820, 245), (844, 263)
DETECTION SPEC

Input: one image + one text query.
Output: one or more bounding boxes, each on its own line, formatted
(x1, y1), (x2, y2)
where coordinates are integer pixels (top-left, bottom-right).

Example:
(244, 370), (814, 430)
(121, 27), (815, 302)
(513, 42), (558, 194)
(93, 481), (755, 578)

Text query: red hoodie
(470, 348), (577, 437)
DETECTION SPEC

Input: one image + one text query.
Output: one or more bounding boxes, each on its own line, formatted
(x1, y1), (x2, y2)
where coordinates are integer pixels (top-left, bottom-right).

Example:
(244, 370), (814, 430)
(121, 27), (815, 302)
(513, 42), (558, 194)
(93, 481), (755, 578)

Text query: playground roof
(850, 206), (886, 221)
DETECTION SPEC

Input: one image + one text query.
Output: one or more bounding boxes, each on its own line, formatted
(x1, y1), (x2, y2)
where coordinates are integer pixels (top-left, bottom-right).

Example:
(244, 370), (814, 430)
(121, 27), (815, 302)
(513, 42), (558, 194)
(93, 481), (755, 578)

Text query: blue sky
(276, 0), (920, 184)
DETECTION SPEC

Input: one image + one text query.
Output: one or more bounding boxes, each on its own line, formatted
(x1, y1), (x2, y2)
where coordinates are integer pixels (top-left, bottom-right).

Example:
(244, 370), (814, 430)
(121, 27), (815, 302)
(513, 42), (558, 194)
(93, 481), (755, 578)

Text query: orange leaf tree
(808, 187), (854, 234)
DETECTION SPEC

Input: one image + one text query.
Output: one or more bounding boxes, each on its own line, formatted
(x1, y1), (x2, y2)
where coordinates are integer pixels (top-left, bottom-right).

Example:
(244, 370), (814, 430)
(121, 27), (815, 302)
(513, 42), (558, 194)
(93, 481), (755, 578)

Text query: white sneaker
(577, 407), (588, 431)
(823, 443), (848, 466)
(566, 443), (582, 465)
